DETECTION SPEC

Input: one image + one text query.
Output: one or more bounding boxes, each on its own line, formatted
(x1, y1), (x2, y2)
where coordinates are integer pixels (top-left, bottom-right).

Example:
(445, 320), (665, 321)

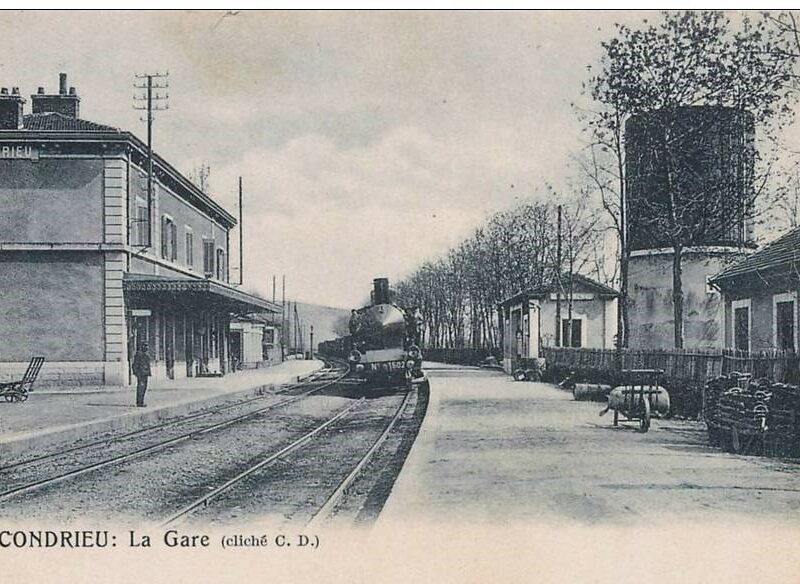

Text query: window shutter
(186, 232), (193, 266)
(161, 217), (168, 258)
(171, 223), (178, 261)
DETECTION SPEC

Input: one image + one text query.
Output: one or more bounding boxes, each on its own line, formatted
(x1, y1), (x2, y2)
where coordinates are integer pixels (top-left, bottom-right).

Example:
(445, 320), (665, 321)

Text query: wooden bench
(0, 357), (45, 403)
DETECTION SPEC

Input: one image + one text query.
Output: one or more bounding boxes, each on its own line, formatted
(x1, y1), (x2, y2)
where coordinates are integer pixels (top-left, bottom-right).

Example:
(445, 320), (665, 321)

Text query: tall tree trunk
(672, 243), (684, 349)
(618, 251), (629, 348)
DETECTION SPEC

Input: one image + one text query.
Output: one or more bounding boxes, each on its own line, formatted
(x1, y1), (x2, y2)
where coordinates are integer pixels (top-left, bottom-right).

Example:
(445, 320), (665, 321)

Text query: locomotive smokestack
(373, 278), (391, 305)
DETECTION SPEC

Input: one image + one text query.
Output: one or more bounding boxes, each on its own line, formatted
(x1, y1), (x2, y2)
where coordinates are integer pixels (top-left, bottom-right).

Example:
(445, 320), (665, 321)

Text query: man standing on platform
(132, 343), (151, 407)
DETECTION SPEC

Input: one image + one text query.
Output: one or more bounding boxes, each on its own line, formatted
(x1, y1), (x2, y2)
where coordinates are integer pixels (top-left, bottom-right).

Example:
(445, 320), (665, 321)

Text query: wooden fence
(541, 347), (800, 385)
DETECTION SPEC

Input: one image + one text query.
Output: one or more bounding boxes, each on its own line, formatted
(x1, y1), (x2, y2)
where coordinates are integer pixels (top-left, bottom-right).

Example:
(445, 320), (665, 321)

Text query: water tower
(625, 106), (755, 349)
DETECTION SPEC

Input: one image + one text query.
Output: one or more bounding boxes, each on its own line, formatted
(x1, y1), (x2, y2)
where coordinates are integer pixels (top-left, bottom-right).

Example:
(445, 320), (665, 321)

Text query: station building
(499, 274), (619, 373)
(0, 74), (278, 387)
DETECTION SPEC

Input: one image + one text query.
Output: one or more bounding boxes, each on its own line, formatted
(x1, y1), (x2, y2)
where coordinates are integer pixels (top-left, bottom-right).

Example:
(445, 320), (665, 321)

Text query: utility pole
(281, 275), (286, 361)
(238, 176), (244, 286)
(555, 204), (562, 348)
(294, 304), (299, 357)
(133, 72), (169, 249)
(310, 325), (314, 359)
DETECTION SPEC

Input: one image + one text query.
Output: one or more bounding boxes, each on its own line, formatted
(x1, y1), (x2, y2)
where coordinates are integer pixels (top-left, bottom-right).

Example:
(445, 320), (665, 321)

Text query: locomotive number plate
(369, 361), (405, 372)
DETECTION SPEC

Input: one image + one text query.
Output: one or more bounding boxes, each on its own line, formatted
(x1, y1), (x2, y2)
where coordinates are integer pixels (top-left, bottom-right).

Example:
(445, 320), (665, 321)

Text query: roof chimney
(0, 86), (26, 130)
(32, 73), (80, 118)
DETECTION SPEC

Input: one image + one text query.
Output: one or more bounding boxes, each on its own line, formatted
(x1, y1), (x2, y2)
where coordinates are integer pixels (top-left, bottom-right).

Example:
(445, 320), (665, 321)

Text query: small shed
(499, 274), (618, 373)
(230, 316), (267, 370)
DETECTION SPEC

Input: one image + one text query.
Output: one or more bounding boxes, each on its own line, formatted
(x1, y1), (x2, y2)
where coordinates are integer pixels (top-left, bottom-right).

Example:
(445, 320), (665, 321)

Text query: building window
(133, 200), (149, 246)
(161, 215), (177, 261)
(774, 292), (797, 351)
(203, 239), (215, 277)
(185, 228), (194, 268)
(216, 248), (226, 281)
(732, 300), (750, 352)
(561, 318), (583, 348)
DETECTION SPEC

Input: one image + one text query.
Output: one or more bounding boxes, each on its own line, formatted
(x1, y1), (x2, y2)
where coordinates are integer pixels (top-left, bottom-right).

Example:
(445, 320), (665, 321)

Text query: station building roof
(124, 273), (281, 316)
(2, 113), (236, 229)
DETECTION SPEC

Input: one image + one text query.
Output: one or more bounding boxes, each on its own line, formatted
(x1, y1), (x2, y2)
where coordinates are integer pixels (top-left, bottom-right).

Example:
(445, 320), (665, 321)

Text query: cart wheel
(17, 392), (28, 402)
(639, 399), (651, 433)
(4, 394), (14, 403)
(613, 409), (619, 426)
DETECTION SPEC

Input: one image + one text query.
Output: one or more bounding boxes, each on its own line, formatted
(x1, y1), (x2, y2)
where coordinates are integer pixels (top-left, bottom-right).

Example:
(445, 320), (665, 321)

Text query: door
(230, 331), (242, 372)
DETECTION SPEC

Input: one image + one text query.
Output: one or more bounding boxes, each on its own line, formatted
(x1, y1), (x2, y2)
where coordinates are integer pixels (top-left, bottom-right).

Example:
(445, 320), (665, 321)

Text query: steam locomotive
(321, 278), (427, 390)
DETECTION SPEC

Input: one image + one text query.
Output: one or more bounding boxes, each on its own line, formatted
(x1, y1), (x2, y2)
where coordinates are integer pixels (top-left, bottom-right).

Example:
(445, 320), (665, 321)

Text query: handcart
(0, 356), (45, 403)
(608, 368), (667, 433)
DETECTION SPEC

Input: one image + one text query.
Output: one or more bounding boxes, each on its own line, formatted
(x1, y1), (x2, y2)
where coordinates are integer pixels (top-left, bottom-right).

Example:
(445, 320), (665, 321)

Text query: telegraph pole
(555, 204), (562, 347)
(309, 325), (314, 359)
(238, 176), (244, 285)
(133, 72), (169, 249)
(294, 304), (299, 357)
(281, 275), (286, 361)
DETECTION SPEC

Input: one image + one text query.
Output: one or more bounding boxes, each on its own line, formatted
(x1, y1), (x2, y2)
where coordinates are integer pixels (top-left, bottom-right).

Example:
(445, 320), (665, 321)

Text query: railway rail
(0, 359), (349, 503)
(162, 384), (418, 526)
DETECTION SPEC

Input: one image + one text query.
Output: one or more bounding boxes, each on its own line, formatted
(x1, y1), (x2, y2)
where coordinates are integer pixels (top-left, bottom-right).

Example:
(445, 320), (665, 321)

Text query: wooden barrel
(608, 385), (671, 416)
(573, 383), (611, 402)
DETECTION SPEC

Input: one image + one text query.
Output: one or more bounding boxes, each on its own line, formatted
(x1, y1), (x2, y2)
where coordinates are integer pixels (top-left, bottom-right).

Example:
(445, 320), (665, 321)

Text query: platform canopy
(123, 273), (280, 315)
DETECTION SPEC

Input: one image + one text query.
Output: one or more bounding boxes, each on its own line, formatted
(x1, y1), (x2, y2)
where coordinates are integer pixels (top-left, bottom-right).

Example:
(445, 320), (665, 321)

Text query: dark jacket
(132, 350), (151, 378)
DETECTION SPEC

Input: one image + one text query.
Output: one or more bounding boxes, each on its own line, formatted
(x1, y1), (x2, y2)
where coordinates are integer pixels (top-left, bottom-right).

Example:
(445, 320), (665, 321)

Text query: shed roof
(500, 273), (618, 307)
(710, 227), (800, 287)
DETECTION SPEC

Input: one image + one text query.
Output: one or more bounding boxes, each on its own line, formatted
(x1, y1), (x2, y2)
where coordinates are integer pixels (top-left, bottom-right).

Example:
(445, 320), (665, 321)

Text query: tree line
(394, 195), (602, 350)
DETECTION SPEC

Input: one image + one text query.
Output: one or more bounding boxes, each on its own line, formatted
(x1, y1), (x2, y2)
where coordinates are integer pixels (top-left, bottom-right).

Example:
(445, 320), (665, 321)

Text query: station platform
(0, 358), (324, 458)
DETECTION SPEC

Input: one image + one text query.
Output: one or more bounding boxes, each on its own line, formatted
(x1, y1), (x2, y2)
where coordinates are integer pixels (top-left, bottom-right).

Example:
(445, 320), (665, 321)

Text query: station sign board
(0, 144), (39, 160)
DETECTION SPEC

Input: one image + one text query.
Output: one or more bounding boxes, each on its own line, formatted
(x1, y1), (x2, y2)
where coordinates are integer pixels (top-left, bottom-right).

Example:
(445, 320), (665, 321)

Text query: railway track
(0, 359), (349, 503)
(164, 384), (420, 527)
(0, 359), (427, 527)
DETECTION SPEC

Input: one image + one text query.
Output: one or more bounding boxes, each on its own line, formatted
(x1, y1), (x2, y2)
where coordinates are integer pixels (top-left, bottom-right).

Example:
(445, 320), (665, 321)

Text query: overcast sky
(1, 10), (659, 307)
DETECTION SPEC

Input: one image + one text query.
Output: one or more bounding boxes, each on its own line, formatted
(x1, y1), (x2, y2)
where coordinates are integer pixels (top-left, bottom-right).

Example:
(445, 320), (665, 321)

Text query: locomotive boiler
(346, 278), (427, 389)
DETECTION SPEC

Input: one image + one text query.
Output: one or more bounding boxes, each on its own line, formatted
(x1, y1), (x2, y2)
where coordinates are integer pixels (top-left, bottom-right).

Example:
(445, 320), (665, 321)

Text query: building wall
(0, 251), (104, 361)
(0, 158), (104, 243)
(539, 296), (610, 349)
(127, 163), (229, 280)
(231, 321), (265, 366)
(723, 288), (799, 351)
(628, 249), (746, 349)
